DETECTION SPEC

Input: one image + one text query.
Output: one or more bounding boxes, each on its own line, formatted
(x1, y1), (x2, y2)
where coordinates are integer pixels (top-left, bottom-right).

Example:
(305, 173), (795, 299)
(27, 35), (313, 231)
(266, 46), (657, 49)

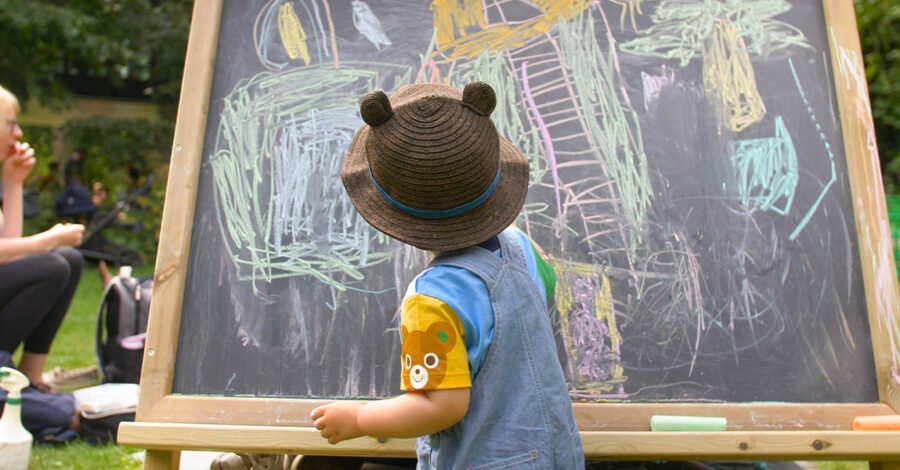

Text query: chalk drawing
(255, 0), (329, 71)
(352, 0), (392, 50)
(786, 57), (836, 241)
(320, 0), (339, 69)
(188, 0), (879, 400)
(306, 0), (333, 62)
(641, 66), (675, 113)
(727, 115), (798, 215)
(522, 61), (564, 219)
(424, 1), (643, 258)
(430, 0), (594, 60)
(557, 8), (653, 250)
(554, 259), (626, 397)
(607, 0), (654, 32)
(210, 64), (412, 291)
(448, 51), (546, 192)
(430, 0), (485, 46)
(619, 0), (811, 67)
(277, 2), (311, 65)
(703, 18), (766, 132)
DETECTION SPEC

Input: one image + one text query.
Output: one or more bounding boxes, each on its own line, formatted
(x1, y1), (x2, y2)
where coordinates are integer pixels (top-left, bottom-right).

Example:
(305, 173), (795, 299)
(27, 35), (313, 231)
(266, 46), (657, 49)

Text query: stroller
(56, 175), (154, 267)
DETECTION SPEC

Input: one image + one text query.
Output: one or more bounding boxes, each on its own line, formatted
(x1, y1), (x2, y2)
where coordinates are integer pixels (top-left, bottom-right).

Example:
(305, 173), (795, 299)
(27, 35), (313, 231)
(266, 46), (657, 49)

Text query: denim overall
(416, 231), (584, 470)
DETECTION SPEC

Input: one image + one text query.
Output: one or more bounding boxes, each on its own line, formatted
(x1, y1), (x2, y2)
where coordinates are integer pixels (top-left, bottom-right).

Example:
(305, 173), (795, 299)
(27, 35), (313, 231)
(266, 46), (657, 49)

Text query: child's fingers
(319, 427), (339, 444)
(310, 406), (325, 420)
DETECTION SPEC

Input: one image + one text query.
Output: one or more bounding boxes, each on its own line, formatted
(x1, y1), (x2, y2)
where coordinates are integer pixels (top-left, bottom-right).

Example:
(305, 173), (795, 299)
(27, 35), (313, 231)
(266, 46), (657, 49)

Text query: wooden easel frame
(119, 0), (900, 468)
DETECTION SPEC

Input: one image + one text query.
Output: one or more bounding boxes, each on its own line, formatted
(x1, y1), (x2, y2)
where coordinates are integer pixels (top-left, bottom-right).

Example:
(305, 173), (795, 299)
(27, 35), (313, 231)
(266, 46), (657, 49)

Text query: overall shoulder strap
(496, 229), (528, 271)
(428, 244), (503, 287)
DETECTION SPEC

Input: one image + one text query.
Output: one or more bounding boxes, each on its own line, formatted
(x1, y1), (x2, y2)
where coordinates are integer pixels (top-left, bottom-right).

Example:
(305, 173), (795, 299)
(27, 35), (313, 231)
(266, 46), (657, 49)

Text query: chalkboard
(166, 0), (885, 405)
(122, 2), (900, 462)
(120, 1), (900, 466)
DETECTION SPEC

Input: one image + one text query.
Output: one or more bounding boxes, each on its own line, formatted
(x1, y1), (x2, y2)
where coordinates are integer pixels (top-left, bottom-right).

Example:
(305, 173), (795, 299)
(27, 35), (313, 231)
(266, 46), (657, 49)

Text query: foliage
(0, 0), (192, 109)
(20, 126), (63, 234)
(855, 0), (900, 193)
(69, 116), (170, 264)
(1, 0), (191, 264)
(20, 118), (170, 265)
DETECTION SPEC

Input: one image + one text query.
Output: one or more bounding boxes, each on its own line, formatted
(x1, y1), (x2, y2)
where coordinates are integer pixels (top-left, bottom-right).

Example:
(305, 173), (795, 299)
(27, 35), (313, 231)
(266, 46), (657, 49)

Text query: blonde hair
(0, 85), (20, 115)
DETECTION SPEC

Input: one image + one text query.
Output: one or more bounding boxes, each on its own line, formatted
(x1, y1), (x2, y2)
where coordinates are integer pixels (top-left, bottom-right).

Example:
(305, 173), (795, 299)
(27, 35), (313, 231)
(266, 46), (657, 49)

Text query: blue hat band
(368, 162), (501, 219)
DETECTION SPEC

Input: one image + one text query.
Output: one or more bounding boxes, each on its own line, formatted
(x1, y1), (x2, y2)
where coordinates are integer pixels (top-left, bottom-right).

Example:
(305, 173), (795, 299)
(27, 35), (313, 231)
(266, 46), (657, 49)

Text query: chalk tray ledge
(119, 422), (900, 460)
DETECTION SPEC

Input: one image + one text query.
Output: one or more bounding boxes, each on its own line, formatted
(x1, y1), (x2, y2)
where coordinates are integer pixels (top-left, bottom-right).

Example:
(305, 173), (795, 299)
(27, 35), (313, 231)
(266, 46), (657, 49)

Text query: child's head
(341, 81), (529, 251)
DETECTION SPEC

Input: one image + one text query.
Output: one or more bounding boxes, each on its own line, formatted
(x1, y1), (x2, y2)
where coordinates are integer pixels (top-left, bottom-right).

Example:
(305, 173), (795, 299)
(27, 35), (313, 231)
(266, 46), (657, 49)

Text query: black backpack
(95, 271), (153, 383)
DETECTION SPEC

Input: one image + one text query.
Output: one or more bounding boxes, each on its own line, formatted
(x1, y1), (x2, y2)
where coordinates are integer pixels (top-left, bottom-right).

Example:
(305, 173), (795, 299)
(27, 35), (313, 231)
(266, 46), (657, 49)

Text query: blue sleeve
(415, 266), (493, 378)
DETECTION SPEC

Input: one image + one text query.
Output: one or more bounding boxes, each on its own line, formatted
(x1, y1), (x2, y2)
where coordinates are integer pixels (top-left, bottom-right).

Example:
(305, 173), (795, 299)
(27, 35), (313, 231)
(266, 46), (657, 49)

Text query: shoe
(211, 453), (253, 470)
(210, 453), (297, 470)
(42, 365), (100, 389)
(30, 381), (57, 394)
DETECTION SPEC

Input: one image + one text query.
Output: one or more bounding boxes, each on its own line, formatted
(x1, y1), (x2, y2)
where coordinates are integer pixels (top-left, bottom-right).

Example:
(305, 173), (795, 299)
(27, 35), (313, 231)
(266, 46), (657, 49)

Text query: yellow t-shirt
(400, 292), (471, 391)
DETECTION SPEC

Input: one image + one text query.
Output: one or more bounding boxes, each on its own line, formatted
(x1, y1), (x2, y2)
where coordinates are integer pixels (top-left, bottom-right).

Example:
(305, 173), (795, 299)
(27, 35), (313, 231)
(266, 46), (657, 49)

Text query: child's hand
(310, 402), (365, 444)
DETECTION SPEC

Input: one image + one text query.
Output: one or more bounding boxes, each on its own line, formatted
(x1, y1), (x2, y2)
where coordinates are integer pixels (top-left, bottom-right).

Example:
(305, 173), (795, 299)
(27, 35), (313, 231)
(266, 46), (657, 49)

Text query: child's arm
(310, 387), (470, 444)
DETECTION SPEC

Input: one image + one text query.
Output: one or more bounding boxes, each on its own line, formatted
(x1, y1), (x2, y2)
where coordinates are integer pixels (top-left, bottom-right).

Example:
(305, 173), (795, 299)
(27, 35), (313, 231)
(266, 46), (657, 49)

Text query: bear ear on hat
(360, 90), (393, 126)
(462, 81), (496, 116)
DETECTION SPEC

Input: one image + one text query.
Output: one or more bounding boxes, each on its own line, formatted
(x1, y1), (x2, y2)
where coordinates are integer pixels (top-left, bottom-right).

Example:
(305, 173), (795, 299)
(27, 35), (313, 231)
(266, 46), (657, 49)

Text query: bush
(21, 117), (171, 266)
(856, 0), (900, 193)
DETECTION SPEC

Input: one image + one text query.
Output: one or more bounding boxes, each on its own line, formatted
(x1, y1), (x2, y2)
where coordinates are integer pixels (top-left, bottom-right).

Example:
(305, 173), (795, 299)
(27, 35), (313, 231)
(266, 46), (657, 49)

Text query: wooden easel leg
(869, 461), (900, 470)
(143, 449), (181, 470)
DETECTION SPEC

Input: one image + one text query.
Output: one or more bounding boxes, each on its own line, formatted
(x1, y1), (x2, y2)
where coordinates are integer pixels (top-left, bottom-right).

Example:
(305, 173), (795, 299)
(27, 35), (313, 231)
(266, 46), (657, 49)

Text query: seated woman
(0, 84), (85, 392)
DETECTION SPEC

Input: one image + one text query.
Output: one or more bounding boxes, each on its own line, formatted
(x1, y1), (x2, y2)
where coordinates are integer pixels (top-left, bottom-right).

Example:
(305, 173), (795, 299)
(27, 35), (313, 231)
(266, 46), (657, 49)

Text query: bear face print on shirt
(399, 292), (471, 391)
(401, 321), (457, 390)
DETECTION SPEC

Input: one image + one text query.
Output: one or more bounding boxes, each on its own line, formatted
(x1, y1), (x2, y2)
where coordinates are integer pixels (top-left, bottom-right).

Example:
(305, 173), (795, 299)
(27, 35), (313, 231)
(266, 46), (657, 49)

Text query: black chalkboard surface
(171, 0), (879, 404)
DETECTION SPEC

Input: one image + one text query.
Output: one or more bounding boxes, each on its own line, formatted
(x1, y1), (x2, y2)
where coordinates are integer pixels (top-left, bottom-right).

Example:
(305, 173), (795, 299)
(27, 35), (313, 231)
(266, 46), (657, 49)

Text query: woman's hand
(2, 141), (36, 185)
(43, 223), (84, 248)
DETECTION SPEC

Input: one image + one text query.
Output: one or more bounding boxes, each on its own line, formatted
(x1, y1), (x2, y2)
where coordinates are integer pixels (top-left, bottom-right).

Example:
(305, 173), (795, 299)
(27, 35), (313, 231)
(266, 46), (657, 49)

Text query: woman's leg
(0, 247), (84, 384)
(17, 352), (49, 386)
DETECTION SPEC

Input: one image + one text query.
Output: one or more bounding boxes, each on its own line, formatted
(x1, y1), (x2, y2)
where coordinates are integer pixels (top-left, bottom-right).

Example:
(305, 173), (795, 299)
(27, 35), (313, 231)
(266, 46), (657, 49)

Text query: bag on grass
(96, 269), (153, 383)
(0, 351), (78, 444)
(73, 383), (138, 444)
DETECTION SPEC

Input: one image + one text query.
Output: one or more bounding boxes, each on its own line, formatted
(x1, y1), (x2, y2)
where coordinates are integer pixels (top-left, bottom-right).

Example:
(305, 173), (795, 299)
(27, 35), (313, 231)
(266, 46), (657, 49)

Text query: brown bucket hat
(341, 81), (529, 251)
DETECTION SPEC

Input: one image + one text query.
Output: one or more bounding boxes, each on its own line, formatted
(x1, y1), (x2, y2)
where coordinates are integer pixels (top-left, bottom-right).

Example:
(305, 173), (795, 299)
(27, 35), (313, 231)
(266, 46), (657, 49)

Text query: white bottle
(0, 367), (32, 470)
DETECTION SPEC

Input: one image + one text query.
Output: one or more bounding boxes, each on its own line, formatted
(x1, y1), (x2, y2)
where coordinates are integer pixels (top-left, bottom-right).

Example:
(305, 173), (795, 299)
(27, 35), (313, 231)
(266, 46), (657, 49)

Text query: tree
(0, 0), (191, 109)
(0, 0), (192, 263)
(855, 0), (900, 193)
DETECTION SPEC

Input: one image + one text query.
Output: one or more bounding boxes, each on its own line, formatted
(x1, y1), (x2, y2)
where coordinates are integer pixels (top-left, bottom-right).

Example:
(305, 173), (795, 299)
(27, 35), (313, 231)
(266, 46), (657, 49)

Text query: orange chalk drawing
(430, 0), (593, 60)
(430, 0), (486, 46)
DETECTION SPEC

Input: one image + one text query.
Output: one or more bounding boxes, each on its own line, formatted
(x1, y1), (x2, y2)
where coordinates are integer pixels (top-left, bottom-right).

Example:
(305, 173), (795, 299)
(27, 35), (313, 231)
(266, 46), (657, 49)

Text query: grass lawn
(13, 262), (153, 470)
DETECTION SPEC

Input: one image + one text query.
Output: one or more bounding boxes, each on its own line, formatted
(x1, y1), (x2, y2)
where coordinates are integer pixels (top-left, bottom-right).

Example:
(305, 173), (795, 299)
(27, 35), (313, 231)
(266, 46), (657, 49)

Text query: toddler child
(311, 81), (584, 469)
